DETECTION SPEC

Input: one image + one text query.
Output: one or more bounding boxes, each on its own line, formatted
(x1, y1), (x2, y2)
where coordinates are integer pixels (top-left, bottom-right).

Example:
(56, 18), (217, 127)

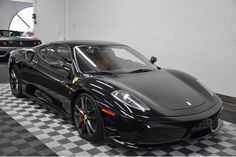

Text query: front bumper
(103, 105), (223, 148)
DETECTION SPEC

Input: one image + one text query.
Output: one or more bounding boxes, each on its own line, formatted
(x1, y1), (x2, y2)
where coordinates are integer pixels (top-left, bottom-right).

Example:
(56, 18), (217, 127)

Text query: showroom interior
(0, 0), (236, 156)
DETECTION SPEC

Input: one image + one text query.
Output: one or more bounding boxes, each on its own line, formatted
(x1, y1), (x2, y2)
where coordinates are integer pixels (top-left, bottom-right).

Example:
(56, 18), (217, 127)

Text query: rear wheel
(9, 65), (24, 98)
(73, 93), (103, 142)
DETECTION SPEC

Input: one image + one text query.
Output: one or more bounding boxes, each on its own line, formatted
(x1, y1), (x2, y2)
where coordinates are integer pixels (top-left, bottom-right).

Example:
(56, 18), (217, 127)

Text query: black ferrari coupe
(8, 40), (223, 148)
(0, 30), (41, 58)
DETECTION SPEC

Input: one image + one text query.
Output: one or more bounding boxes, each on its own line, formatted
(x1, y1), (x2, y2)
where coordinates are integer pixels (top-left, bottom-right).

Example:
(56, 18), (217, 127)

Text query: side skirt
(23, 90), (71, 121)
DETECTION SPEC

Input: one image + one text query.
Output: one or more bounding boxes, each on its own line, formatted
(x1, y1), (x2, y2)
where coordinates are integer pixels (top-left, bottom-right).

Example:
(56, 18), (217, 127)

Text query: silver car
(0, 30), (41, 58)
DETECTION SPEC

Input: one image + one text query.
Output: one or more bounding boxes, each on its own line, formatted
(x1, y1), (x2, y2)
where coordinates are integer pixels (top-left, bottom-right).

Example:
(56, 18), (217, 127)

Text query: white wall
(34, 0), (236, 97)
(0, 0), (32, 29)
(33, 0), (66, 43)
(68, 0), (236, 97)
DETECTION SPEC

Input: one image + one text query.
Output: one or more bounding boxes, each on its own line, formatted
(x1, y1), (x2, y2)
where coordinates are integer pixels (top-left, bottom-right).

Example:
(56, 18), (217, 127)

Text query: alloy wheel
(74, 95), (98, 138)
(10, 68), (20, 95)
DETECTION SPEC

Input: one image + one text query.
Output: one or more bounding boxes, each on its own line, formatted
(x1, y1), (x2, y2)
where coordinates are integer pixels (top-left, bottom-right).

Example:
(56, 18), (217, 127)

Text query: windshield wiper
(129, 68), (153, 73)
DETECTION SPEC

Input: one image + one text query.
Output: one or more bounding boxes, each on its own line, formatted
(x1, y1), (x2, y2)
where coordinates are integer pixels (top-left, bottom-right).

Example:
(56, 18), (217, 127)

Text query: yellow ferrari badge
(72, 77), (80, 84)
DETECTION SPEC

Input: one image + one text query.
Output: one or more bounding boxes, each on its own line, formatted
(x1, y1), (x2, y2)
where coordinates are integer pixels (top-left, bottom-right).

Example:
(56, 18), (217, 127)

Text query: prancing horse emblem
(19, 42), (23, 46)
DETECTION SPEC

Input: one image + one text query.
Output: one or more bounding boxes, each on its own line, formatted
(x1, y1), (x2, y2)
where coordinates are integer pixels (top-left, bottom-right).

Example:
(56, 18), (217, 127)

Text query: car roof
(48, 40), (125, 47)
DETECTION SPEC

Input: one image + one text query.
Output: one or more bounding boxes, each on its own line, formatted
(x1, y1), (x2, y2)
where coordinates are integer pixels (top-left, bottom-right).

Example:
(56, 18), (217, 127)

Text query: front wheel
(9, 65), (24, 98)
(73, 93), (103, 142)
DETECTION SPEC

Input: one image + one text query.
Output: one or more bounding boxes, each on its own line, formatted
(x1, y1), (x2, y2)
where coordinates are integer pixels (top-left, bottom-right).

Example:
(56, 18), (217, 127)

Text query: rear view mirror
(50, 61), (73, 78)
(25, 50), (34, 62)
(150, 56), (157, 64)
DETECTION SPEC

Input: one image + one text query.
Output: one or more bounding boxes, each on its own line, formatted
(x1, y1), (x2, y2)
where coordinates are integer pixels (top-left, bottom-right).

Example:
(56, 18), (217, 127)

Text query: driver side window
(54, 44), (72, 63)
(38, 46), (61, 64)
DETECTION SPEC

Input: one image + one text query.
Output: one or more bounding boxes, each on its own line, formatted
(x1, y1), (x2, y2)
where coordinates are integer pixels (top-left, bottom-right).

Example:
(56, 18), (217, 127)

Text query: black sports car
(8, 40), (223, 148)
(0, 30), (41, 58)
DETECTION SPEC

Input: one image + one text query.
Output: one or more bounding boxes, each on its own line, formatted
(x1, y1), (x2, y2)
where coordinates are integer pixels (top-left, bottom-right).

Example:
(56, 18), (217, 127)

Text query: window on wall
(9, 7), (33, 33)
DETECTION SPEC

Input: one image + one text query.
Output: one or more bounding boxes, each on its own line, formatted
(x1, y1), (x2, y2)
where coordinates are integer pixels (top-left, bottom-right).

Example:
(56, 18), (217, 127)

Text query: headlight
(111, 90), (150, 112)
(197, 79), (214, 96)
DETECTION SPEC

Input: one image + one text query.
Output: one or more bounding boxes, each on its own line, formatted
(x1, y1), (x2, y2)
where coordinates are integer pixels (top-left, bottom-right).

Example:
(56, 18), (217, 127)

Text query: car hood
(97, 69), (216, 116)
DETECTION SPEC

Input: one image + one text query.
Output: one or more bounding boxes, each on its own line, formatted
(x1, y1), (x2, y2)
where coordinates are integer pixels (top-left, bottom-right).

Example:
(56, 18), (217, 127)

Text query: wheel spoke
(11, 71), (16, 79)
(84, 97), (88, 106)
(81, 97), (86, 113)
(86, 122), (92, 136)
(87, 120), (95, 133)
(84, 97), (88, 113)
(10, 70), (18, 91)
(86, 99), (96, 114)
(87, 108), (95, 114)
(76, 105), (84, 115)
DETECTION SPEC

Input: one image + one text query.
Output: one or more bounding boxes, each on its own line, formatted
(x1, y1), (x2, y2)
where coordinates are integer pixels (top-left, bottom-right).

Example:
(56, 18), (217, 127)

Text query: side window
(38, 46), (61, 63)
(45, 47), (60, 63)
(38, 47), (48, 60)
(54, 45), (72, 63)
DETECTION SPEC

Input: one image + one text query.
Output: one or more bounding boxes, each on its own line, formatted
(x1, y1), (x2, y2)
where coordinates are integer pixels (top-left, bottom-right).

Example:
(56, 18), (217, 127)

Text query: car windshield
(0, 30), (23, 37)
(74, 45), (157, 74)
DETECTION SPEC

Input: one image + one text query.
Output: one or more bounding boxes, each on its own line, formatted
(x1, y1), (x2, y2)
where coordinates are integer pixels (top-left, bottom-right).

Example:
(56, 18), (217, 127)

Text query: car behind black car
(0, 30), (41, 58)
(8, 40), (223, 148)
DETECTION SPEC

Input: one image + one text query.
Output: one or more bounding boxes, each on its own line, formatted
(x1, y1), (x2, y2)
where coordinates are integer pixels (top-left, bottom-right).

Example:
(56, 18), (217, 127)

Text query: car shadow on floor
(0, 57), (9, 84)
(0, 56), (9, 63)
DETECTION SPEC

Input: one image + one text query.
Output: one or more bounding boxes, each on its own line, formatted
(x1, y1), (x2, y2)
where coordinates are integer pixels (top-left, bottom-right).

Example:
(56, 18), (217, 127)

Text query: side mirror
(25, 50), (34, 62)
(50, 61), (72, 74)
(50, 61), (64, 69)
(150, 56), (157, 64)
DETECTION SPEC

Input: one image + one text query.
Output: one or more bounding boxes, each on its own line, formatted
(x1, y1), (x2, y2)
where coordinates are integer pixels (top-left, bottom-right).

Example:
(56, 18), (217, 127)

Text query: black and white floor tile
(0, 83), (236, 156)
(0, 108), (56, 156)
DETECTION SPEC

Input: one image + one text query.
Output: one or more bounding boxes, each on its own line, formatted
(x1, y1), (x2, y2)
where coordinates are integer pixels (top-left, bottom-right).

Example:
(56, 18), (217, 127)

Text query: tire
(9, 65), (25, 98)
(73, 93), (103, 142)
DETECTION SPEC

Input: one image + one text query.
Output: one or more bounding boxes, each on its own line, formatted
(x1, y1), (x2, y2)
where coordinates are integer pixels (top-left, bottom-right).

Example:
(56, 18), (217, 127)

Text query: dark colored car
(0, 30), (41, 58)
(8, 40), (223, 148)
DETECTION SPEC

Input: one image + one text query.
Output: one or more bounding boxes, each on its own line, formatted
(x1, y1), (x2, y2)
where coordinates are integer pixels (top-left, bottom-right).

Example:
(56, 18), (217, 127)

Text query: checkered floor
(0, 83), (236, 156)
(0, 108), (56, 156)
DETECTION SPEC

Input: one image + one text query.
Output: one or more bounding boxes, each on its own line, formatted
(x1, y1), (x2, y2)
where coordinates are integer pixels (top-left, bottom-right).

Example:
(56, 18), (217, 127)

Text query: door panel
(22, 45), (73, 114)
(35, 60), (71, 113)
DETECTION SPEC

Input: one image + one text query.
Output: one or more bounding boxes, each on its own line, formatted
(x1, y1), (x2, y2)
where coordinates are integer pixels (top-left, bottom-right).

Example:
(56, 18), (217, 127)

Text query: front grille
(191, 118), (213, 132)
(0, 51), (6, 55)
(191, 128), (212, 139)
(137, 127), (185, 144)
(176, 108), (221, 131)
(190, 118), (218, 139)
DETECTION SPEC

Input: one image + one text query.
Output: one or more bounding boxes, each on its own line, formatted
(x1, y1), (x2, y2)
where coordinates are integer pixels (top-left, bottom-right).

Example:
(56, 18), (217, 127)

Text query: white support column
(64, 0), (70, 40)
(32, 0), (66, 43)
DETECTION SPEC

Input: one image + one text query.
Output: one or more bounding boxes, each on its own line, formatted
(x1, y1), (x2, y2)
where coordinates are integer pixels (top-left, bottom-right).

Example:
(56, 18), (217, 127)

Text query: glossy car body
(0, 30), (41, 58)
(8, 40), (223, 148)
